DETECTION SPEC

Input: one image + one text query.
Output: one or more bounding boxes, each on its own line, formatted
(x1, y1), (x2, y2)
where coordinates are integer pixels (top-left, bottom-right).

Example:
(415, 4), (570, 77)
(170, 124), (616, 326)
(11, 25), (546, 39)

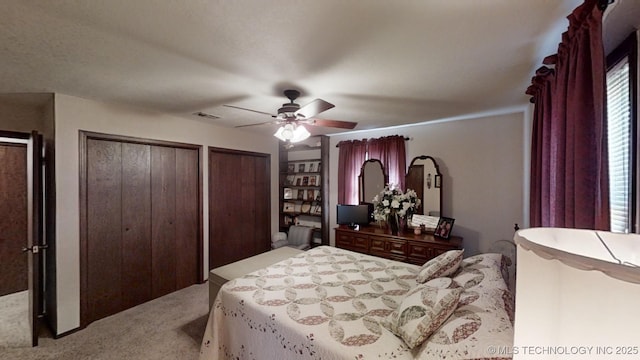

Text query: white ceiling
(0, 0), (636, 137)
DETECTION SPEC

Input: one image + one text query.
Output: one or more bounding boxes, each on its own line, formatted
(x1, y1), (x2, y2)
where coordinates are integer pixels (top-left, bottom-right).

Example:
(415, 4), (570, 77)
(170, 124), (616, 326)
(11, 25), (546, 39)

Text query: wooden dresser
(335, 225), (463, 265)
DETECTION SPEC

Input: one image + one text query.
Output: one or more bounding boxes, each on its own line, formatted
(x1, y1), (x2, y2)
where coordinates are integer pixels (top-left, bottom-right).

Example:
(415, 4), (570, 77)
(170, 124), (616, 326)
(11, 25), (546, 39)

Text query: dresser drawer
(336, 232), (354, 247)
(387, 239), (407, 257)
(335, 230), (369, 252)
(352, 235), (370, 251)
(369, 237), (386, 254)
(335, 227), (463, 266)
(408, 242), (429, 259)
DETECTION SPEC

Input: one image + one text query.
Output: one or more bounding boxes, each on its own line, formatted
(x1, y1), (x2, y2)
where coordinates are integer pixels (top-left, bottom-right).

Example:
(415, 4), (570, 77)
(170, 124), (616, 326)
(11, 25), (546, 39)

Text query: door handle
(22, 244), (48, 254)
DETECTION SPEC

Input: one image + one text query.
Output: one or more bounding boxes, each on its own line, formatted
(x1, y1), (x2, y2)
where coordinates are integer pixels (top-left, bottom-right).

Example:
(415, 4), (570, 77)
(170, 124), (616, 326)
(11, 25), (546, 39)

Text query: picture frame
(309, 176), (316, 186)
(302, 176), (309, 186)
(287, 164), (295, 173)
(434, 217), (455, 239)
(301, 202), (311, 214)
(298, 163), (306, 173)
(286, 175), (295, 185)
(434, 174), (442, 188)
(297, 189), (305, 200)
(283, 202), (296, 213)
(306, 189), (315, 201)
(283, 188), (293, 199)
(295, 176), (302, 186)
(308, 162), (315, 172)
(311, 204), (322, 215)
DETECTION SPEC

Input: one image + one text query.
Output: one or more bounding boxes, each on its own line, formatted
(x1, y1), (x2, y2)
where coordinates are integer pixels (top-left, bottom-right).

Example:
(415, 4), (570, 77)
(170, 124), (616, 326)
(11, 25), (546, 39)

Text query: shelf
(283, 212), (322, 217)
(279, 136), (328, 246)
(284, 172), (321, 175)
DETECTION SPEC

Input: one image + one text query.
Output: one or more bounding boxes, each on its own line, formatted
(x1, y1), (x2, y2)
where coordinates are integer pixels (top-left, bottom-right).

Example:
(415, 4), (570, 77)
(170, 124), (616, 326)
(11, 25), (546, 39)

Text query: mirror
(405, 156), (442, 216)
(358, 159), (388, 203)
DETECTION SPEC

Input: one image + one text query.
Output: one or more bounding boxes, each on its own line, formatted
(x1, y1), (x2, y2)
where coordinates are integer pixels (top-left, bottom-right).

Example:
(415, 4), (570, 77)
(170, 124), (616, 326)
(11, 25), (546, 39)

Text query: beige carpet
(1, 283), (209, 360)
(0, 290), (31, 348)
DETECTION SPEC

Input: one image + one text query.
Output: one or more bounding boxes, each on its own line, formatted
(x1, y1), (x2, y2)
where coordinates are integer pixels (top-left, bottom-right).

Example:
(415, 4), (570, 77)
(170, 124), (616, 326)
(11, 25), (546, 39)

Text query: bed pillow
(382, 284), (463, 349)
(416, 249), (464, 283)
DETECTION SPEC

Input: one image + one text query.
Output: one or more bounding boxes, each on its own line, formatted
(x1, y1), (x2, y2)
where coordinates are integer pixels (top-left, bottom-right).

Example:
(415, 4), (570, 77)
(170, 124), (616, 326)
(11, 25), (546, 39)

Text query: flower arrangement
(371, 184), (421, 222)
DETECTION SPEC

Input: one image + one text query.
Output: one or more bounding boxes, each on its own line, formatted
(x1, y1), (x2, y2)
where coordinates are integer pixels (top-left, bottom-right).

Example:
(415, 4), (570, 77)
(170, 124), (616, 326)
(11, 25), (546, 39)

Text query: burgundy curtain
(337, 139), (367, 205)
(368, 135), (407, 190)
(528, 0), (610, 230)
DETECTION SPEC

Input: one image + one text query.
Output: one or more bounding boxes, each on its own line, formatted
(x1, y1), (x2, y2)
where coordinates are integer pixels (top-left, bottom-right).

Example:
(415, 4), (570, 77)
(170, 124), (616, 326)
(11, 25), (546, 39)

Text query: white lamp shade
(273, 123), (310, 143)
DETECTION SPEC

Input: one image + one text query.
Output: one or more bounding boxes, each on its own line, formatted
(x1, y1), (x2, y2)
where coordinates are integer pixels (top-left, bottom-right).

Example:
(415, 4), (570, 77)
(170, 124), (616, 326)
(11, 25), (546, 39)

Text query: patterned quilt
(199, 246), (513, 360)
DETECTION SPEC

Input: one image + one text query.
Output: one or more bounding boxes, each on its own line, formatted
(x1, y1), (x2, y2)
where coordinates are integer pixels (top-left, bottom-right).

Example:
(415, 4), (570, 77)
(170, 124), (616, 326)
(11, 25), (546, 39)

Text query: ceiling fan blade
(234, 120), (278, 128)
(295, 99), (334, 119)
(306, 118), (357, 129)
(224, 104), (275, 117)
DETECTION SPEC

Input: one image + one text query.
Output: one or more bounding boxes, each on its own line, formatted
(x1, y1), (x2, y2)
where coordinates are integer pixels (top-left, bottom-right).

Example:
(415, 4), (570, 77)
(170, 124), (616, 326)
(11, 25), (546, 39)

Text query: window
(606, 33), (637, 233)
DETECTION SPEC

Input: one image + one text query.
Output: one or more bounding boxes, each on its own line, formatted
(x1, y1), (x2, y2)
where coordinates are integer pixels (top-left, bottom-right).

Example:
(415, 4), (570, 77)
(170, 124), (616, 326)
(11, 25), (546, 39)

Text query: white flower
(382, 199), (389, 207)
(390, 199), (400, 209)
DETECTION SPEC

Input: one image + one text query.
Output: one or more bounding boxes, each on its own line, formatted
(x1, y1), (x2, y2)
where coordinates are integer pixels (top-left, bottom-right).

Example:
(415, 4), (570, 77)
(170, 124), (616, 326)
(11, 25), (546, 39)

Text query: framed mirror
(405, 155), (442, 216)
(358, 159), (388, 203)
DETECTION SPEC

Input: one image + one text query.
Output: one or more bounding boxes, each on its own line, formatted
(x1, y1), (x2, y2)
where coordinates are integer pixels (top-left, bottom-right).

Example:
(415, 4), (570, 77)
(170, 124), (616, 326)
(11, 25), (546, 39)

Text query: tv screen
(336, 204), (371, 228)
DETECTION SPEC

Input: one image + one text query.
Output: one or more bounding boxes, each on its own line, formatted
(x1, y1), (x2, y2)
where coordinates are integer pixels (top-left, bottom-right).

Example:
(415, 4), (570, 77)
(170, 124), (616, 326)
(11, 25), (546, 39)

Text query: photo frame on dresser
(434, 217), (455, 239)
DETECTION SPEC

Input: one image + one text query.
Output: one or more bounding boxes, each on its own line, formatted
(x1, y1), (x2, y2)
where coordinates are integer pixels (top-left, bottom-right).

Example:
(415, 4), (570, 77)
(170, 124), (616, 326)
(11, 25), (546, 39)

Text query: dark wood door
(209, 148), (270, 268)
(86, 139), (124, 322)
(27, 131), (43, 346)
(0, 142), (28, 297)
(81, 133), (201, 326)
(151, 146), (177, 299)
(120, 142), (151, 310)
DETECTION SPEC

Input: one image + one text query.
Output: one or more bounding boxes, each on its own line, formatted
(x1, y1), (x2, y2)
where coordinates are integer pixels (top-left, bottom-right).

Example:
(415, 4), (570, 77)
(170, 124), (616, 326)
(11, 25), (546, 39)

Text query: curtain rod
(335, 136), (410, 147)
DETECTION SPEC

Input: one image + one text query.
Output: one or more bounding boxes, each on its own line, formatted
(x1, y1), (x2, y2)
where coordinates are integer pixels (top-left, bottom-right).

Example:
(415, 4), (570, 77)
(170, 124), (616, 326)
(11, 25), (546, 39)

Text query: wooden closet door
(81, 132), (202, 327)
(151, 146), (177, 299)
(209, 149), (270, 268)
(175, 148), (199, 290)
(243, 154), (270, 256)
(121, 143), (152, 309)
(86, 139), (123, 322)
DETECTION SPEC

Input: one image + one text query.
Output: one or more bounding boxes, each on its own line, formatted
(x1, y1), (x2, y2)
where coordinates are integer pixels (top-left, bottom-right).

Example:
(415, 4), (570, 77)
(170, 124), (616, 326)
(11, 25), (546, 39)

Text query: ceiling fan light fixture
(273, 123), (310, 143)
(291, 124), (310, 143)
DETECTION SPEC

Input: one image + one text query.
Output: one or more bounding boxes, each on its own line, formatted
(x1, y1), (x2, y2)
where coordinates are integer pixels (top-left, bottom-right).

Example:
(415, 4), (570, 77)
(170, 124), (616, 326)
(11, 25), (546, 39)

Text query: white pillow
(416, 250), (464, 283)
(382, 284), (462, 349)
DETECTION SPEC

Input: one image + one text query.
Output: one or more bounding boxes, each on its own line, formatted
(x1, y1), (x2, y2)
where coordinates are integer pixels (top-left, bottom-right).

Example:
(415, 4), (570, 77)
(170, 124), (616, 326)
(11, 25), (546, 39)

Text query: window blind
(607, 57), (631, 233)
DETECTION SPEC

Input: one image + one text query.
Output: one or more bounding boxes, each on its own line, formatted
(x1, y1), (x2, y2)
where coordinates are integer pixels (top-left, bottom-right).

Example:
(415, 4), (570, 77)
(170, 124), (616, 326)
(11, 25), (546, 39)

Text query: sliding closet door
(81, 132), (202, 327)
(209, 148), (270, 268)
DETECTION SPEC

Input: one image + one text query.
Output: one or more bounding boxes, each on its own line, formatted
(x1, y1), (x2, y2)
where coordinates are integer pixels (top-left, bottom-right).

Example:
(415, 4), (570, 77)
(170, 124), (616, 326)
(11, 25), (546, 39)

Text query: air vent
(193, 111), (220, 120)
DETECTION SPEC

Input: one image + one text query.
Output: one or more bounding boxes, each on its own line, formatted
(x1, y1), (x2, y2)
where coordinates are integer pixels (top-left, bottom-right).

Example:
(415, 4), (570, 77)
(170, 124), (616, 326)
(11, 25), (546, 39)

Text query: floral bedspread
(199, 246), (513, 360)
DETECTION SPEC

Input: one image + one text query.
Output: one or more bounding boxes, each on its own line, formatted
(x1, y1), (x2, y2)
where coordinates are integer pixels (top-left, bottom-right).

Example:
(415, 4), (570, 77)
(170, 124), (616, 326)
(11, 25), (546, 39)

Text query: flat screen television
(336, 204), (371, 229)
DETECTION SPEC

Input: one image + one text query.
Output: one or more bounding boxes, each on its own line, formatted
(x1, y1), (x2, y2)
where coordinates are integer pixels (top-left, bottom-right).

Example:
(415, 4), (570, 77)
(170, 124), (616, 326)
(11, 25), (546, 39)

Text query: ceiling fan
(224, 90), (357, 143)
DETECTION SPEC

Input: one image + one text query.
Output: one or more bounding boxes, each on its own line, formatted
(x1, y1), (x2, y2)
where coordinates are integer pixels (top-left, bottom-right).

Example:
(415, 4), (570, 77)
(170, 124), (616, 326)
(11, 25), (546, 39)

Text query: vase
(388, 213), (399, 235)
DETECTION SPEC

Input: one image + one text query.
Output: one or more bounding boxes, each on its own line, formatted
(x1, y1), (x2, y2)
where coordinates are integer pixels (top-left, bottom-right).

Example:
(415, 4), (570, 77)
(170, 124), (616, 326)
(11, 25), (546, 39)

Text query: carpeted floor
(0, 290), (31, 348)
(1, 283), (209, 360)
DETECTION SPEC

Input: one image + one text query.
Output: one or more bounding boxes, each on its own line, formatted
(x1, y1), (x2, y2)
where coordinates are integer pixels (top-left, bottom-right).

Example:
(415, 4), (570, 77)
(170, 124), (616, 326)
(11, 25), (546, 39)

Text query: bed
(199, 246), (514, 360)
